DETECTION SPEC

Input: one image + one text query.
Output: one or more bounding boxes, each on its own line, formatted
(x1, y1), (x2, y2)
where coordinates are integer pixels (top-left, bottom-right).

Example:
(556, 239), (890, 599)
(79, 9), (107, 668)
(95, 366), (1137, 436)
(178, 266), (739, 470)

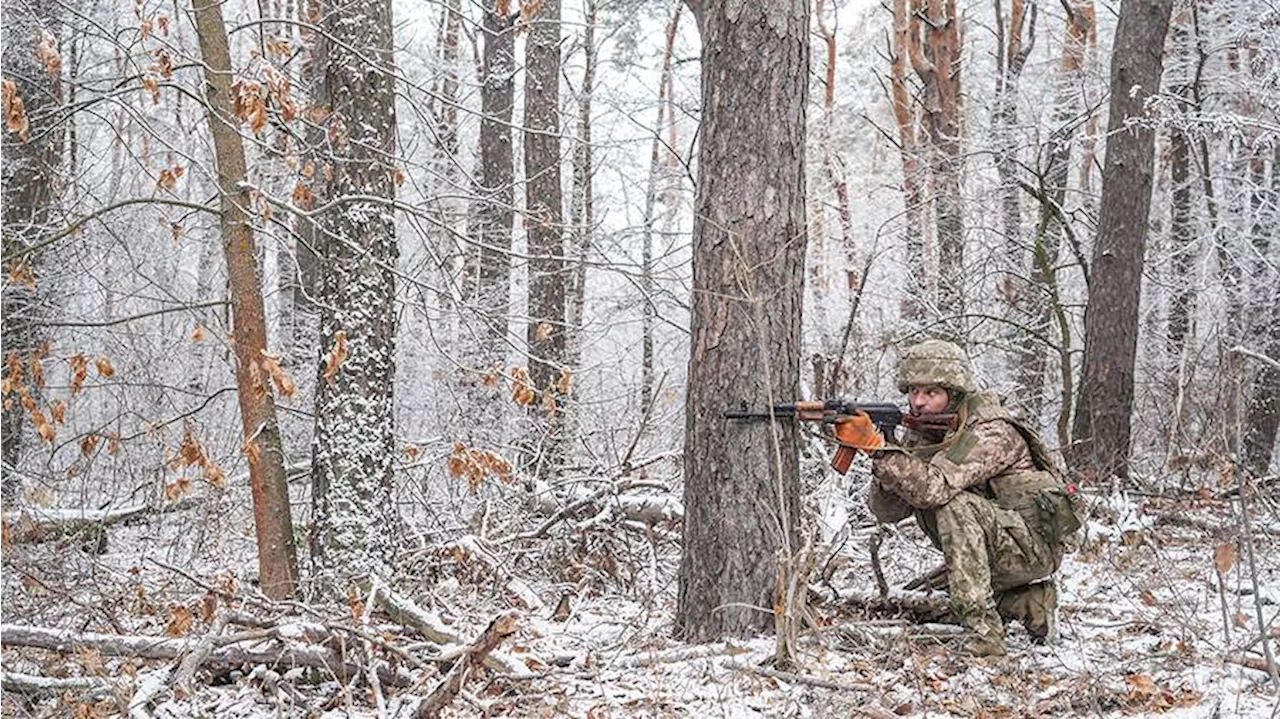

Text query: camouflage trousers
(919, 491), (1058, 639)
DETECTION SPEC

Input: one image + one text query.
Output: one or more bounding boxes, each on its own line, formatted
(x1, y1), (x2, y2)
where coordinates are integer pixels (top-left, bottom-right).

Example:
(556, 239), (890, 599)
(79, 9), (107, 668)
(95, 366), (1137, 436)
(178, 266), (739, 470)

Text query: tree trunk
(889, 0), (927, 322)
(191, 0), (299, 599)
(1016, 0), (1092, 422)
(1069, 0), (1173, 483)
(467, 7), (516, 366)
(1242, 149), (1279, 477)
(911, 0), (965, 338)
(1, 3), (63, 499)
(309, 0), (399, 580)
(640, 2), (683, 418)
(565, 0), (596, 379)
(677, 0), (808, 642)
(524, 0), (566, 395)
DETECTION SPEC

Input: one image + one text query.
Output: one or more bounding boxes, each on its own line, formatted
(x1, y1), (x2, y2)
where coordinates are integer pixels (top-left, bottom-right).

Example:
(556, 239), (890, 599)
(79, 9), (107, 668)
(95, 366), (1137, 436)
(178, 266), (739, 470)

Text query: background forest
(1, 0), (1279, 715)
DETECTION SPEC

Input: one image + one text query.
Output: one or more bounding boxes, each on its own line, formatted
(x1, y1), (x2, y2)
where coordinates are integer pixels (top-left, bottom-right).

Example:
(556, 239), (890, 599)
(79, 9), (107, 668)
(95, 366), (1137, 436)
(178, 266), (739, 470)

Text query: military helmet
(897, 339), (976, 394)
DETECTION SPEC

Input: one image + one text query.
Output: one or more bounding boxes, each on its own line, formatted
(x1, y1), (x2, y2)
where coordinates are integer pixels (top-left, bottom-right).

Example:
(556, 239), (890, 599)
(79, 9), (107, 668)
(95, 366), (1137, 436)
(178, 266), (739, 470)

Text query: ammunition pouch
(988, 471), (1082, 547)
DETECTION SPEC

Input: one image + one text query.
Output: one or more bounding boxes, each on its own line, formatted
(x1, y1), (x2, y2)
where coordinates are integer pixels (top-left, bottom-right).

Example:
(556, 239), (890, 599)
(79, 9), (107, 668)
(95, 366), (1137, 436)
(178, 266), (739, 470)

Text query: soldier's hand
(833, 411), (885, 452)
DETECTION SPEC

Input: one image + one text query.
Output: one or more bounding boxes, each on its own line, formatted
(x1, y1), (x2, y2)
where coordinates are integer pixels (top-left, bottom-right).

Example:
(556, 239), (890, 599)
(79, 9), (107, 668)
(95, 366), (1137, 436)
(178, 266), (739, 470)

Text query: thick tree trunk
(565, 0), (596, 378)
(192, 0), (299, 599)
(309, 0), (399, 580)
(467, 8), (516, 364)
(1069, 0), (1173, 483)
(677, 0), (807, 642)
(1, 4), (63, 499)
(523, 0), (566, 396)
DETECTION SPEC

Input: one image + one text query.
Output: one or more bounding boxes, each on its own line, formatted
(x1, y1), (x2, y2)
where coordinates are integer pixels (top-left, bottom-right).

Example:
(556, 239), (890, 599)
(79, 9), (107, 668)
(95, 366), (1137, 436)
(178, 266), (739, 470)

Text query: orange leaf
(291, 181), (314, 209)
(165, 605), (194, 636)
(509, 367), (535, 406)
(322, 330), (348, 385)
(30, 354), (44, 390)
(2, 79), (30, 142)
(34, 30), (62, 77)
(33, 411), (55, 443)
(6, 260), (35, 288)
(191, 323), (206, 342)
(178, 423), (205, 467)
(105, 432), (120, 455)
(94, 356), (115, 378)
(80, 434), (99, 456)
(555, 369), (571, 396)
(69, 353), (87, 394)
(201, 461), (227, 488)
(49, 399), (66, 424)
(260, 350), (296, 399)
(164, 476), (191, 501)
(1214, 543), (1236, 576)
(242, 438), (261, 466)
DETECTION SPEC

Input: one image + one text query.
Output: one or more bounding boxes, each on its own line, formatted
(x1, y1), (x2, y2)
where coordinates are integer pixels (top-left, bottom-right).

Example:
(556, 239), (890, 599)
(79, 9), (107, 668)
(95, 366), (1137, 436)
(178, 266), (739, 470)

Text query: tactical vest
(911, 392), (1082, 547)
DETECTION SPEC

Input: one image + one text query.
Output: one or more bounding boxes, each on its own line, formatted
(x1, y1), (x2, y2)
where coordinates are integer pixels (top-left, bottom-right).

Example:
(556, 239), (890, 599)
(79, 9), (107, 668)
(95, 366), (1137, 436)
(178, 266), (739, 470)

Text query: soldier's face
(908, 384), (950, 414)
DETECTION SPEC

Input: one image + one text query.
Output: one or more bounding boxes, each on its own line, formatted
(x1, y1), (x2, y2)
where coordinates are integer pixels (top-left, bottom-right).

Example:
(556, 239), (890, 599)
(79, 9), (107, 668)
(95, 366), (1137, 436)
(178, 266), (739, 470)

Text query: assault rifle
(724, 400), (957, 474)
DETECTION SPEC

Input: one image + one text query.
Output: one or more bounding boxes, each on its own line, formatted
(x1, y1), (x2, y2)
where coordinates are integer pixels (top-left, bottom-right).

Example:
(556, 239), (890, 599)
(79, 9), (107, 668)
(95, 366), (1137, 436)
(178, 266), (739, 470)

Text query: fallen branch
(813, 588), (951, 622)
(447, 535), (544, 611)
(372, 585), (532, 677)
(1, 671), (117, 701)
(415, 612), (520, 719)
(0, 623), (411, 688)
(1228, 653), (1275, 674)
(1, 496), (202, 543)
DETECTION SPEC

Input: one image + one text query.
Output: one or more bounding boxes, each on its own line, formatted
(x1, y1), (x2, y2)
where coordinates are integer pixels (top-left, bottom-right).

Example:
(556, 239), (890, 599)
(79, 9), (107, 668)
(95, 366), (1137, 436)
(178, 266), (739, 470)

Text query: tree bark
(192, 0), (298, 599)
(524, 0), (566, 396)
(1069, 0), (1173, 483)
(467, 7), (516, 366)
(677, 0), (807, 642)
(1242, 149), (1279, 477)
(309, 0), (399, 580)
(889, 0), (927, 322)
(1, 3), (63, 499)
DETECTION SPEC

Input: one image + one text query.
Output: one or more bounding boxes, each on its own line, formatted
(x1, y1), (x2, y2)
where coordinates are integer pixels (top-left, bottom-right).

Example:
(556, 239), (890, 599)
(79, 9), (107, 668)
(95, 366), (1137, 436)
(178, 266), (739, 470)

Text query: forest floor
(3, 476), (1280, 718)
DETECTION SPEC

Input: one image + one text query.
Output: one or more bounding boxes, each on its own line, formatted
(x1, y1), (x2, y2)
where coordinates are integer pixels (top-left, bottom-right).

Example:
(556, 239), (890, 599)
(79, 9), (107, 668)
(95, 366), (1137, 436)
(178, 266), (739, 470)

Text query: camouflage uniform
(867, 341), (1075, 655)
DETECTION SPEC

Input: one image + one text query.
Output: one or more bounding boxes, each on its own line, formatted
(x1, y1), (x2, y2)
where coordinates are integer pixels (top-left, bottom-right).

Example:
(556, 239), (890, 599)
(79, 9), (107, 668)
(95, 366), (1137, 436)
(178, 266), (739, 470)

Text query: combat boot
(960, 632), (1006, 658)
(997, 581), (1057, 644)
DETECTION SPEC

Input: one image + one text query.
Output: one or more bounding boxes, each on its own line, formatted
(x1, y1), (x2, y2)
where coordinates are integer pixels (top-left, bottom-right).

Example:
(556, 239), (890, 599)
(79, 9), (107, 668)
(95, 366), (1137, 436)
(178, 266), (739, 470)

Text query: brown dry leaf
(496, 0), (511, 19)
(535, 322), (553, 341)
(202, 460), (227, 488)
(7, 259), (35, 288)
(2, 79), (30, 142)
(75, 647), (106, 676)
(292, 182), (314, 209)
(94, 356), (115, 378)
(1215, 543), (1237, 576)
(34, 29), (62, 77)
(260, 350), (296, 398)
(191, 323), (206, 342)
(164, 476), (191, 501)
(30, 354), (44, 390)
(391, 167), (406, 185)
(509, 367), (535, 406)
(32, 409), (55, 443)
(80, 433), (99, 456)
(1138, 589), (1157, 607)
(322, 330), (348, 384)
(242, 438), (261, 466)
(5, 352), (21, 386)
(105, 432), (121, 455)
(178, 423), (205, 467)
(153, 47), (173, 79)
(198, 592), (217, 622)
(540, 384), (558, 414)
(69, 353), (88, 394)
(165, 605), (194, 637)
(156, 166), (180, 191)
(49, 399), (66, 424)
(301, 161), (315, 178)
(481, 372), (499, 387)
(403, 444), (421, 461)
(156, 15), (170, 34)
(555, 369), (571, 396)
(141, 75), (160, 103)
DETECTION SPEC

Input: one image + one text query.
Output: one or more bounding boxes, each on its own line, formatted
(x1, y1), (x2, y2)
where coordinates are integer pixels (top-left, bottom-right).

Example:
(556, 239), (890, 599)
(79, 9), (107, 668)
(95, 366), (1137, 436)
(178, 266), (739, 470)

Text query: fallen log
(724, 660), (876, 692)
(1, 670), (117, 701)
(415, 612), (519, 719)
(1, 496), (202, 544)
(0, 623), (411, 688)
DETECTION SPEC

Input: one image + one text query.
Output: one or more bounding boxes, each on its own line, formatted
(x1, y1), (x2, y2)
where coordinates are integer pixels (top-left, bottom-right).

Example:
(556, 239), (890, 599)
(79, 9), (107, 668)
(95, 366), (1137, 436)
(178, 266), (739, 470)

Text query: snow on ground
(4, 484), (1280, 717)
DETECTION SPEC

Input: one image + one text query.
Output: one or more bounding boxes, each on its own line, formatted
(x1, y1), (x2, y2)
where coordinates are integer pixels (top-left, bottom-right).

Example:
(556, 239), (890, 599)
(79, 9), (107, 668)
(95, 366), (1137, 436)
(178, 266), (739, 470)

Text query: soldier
(867, 340), (1081, 657)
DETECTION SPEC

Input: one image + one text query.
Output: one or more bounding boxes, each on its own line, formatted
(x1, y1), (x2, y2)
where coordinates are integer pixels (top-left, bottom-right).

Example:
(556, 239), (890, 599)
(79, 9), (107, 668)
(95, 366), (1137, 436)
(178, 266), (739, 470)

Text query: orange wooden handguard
(831, 444), (856, 474)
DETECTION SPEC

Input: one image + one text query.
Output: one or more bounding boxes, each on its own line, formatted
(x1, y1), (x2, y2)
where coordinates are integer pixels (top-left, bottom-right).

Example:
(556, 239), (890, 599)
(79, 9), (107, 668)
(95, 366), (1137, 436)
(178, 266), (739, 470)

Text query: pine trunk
(677, 0), (808, 642)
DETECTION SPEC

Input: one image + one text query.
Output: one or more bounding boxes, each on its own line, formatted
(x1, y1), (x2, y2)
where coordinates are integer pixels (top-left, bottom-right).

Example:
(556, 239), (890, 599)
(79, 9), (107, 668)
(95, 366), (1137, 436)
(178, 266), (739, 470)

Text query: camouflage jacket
(866, 392), (1039, 523)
